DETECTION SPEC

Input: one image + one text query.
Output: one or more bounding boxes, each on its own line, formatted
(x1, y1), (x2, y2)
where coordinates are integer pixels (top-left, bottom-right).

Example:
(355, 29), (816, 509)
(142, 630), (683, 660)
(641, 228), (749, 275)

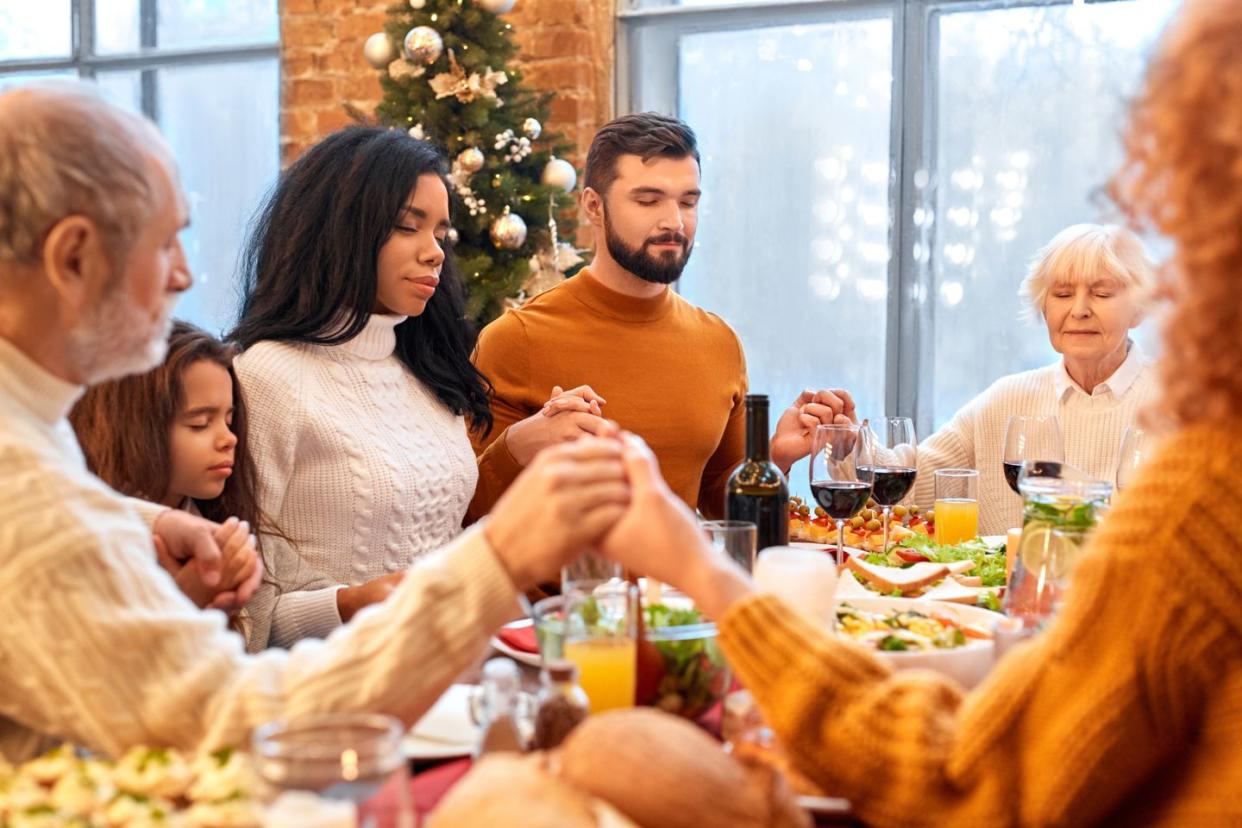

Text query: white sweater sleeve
(0, 458), (519, 759)
(910, 403), (978, 509)
(234, 348), (344, 650)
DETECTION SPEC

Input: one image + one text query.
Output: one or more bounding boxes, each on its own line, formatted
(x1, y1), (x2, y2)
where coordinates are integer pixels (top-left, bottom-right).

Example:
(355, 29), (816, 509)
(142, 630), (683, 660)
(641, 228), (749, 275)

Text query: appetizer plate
(490, 618), (543, 668)
(834, 596), (997, 689)
(402, 684), (480, 760)
(789, 541), (868, 558)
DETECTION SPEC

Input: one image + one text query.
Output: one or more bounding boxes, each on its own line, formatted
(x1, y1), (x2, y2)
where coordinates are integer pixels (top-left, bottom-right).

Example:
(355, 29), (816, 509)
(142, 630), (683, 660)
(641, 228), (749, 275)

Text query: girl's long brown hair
(70, 320), (266, 533)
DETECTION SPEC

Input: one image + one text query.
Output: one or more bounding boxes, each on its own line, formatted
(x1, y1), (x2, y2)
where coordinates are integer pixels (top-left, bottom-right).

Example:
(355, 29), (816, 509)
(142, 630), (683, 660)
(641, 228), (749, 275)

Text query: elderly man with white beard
(0, 82), (633, 762)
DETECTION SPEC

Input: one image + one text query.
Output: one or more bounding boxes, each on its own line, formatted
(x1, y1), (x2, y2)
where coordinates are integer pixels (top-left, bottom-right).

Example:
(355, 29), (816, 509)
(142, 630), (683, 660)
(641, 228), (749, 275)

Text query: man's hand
(770, 388), (858, 474)
(504, 386), (616, 466)
(337, 572), (405, 622)
(599, 435), (753, 621)
(485, 437), (630, 591)
(152, 511), (263, 612)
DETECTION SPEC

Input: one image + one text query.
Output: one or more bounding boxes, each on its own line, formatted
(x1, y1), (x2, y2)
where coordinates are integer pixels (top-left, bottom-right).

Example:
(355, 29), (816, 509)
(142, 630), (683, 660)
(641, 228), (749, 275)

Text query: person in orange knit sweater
(596, 4), (1242, 821)
(468, 113), (856, 521)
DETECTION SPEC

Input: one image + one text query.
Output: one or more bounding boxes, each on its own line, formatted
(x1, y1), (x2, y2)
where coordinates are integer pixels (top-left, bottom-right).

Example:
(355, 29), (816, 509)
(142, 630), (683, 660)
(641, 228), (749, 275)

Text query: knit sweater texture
(911, 345), (1155, 535)
(0, 335), (518, 762)
(720, 420), (1242, 826)
(468, 269), (747, 520)
(234, 313), (478, 650)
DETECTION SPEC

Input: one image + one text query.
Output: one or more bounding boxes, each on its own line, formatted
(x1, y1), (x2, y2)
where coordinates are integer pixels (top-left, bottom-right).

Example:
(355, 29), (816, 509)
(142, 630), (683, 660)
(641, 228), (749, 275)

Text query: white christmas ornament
(457, 147), (485, 173)
(403, 26), (444, 65)
(363, 33), (397, 69)
(408, 123), (426, 140)
(522, 117), (542, 140)
(541, 157), (577, 192)
(478, 0), (517, 14)
(409, 0), (427, 7)
(490, 207), (527, 249)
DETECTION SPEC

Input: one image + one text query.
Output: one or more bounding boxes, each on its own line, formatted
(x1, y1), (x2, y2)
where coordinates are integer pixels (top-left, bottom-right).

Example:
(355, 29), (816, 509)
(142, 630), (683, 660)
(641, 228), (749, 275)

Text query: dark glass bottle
(725, 394), (789, 559)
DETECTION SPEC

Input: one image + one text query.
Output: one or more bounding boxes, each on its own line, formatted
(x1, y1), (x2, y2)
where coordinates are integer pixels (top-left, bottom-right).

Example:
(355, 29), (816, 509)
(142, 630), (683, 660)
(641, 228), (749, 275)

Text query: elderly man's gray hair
(0, 81), (167, 269)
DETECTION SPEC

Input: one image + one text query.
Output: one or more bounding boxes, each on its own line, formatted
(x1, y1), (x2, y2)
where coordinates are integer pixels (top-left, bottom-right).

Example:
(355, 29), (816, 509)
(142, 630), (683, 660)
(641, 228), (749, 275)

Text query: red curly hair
(1111, 0), (1242, 431)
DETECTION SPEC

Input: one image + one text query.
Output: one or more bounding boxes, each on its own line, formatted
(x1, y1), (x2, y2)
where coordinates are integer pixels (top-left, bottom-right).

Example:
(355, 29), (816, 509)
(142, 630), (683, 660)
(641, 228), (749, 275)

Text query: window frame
(618, 0), (1141, 436)
(0, 0), (280, 123)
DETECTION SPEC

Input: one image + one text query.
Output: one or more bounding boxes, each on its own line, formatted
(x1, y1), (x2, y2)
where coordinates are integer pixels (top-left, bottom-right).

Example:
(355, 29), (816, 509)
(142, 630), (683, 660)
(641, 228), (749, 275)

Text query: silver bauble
(541, 157), (577, 192)
(457, 147), (485, 173)
(478, 0), (517, 13)
(490, 209), (528, 250)
(403, 26), (444, 65)
(363, 33), (397, 69)
(521, 117), (542, 140)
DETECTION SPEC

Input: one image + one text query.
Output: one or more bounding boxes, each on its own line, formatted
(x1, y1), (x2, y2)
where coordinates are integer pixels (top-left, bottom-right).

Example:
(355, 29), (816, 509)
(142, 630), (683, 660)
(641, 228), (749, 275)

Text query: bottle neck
(745, 401), (770, 462)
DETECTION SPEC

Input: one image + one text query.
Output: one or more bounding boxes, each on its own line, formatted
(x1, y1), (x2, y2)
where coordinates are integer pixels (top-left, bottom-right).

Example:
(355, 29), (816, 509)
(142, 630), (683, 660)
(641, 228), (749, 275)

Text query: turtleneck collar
(333, 313), (408, 361)
(0, 335), (84, 424)
(566, 268), (675, 323)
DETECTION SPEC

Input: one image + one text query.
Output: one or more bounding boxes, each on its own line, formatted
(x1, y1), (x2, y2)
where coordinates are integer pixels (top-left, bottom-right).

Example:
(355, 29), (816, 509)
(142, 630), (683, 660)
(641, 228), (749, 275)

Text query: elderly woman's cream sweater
(908, 344), (1155, 535)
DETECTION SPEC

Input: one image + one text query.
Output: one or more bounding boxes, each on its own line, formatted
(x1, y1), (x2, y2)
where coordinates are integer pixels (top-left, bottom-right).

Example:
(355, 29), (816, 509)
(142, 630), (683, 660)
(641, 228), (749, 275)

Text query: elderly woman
(908, 222), (1157, 535)
(600, 0), (1242, 823)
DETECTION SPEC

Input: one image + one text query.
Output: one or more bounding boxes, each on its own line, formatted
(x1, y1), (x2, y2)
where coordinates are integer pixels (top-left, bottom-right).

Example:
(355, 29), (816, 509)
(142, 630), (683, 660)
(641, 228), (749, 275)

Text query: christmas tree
(361, 0), (583, 329)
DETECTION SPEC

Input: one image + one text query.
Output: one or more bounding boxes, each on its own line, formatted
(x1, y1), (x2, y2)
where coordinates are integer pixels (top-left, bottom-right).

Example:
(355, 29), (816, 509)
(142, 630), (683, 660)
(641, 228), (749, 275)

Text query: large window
(621, 0), (1178, 457)
(0, 0), (281, 334)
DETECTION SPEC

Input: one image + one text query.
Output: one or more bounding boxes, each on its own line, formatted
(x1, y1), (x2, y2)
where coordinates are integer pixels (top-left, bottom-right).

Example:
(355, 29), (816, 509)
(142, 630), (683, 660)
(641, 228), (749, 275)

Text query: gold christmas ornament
(409, 0), (427, 7)
(429, 51), (508, 103)
(388, 58), (426, 82)
(457, 147), (485, 173)
(521, 117), (542, 140)
(541, 157), (577, 192)
(363, 33), (397, 69)
(403, 26), (444, 65)
(489, 207), (527, 250)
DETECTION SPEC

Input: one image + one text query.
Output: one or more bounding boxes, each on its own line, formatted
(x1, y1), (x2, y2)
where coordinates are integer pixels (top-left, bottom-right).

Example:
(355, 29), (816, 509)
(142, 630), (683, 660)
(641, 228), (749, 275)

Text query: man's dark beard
(604, 216), (692, 285)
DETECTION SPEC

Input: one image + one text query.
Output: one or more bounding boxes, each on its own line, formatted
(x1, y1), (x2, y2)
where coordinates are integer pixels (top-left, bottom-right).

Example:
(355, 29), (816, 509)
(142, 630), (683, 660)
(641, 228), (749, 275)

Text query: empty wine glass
(1115, 427), (1147, 492)
(809, 424), (873, 565)
(861, 417), (918, 553)
(1002, 415), (1064, 495)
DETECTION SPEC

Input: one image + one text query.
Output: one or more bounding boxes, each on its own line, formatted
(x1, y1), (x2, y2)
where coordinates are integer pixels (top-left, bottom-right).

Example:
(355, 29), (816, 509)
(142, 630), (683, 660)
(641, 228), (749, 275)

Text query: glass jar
(532, 659), (589, 750)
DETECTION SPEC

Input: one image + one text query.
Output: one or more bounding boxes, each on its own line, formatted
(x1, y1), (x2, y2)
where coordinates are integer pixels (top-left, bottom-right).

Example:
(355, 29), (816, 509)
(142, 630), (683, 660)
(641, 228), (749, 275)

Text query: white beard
(66, 289), (174, 384)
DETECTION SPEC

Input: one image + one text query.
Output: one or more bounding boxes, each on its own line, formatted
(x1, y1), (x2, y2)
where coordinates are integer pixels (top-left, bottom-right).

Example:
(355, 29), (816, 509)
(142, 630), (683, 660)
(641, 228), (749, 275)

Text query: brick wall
(280, 0), (615, 167)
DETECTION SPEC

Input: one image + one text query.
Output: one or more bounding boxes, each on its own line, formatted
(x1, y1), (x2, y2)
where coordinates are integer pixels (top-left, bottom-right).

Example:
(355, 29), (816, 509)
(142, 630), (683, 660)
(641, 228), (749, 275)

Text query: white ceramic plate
(402, 684), (480, 760)
(796, 795), (854, 817)
(980, 534), (1006, 547)
(835, 596), (997, 688)
(490, 618), (542, 667)
(789, 541), (867, 558)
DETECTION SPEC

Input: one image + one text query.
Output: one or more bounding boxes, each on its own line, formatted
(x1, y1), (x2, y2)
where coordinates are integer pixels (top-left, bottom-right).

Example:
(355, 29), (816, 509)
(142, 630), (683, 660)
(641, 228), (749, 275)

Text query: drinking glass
(531, 594), (566, 662)
(809, 423), (873, 564)
(753, 546), (839, 627)
(1115, 427), (1147, 492)
(861, 417), (918, 553)
(701, 520), (758, 573)
(1002, 415), (1064, 495)
(933, 468), (979, 545)
(562, 581), (637, 713)
(252, 713), (412, 828)
(561, 551), (623, 596)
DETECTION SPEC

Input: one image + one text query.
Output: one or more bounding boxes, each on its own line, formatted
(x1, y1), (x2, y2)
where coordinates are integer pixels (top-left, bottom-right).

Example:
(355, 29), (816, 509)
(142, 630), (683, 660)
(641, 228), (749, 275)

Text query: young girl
(69, 321), (278, 622)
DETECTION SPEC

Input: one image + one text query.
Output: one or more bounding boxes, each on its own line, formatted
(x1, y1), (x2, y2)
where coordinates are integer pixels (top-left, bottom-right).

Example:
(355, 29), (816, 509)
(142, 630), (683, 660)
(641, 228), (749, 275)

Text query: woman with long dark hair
(230, 127), (492, 650)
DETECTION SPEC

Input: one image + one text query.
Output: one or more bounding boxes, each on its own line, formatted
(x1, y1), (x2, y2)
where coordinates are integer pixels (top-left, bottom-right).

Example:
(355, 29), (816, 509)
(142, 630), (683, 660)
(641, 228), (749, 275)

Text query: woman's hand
(337, 572), (405, 622)
(504, 386), (615, 466)
(152, 512), (264, 612)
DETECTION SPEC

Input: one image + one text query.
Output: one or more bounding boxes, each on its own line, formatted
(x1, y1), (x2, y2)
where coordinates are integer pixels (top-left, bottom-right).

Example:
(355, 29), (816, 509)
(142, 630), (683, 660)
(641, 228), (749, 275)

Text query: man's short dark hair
(583, 113), (699, 197)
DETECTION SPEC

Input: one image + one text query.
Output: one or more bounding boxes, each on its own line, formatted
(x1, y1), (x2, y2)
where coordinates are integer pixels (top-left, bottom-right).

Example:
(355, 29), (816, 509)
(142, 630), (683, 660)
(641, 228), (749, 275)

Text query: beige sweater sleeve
(0, 460), (519, 759)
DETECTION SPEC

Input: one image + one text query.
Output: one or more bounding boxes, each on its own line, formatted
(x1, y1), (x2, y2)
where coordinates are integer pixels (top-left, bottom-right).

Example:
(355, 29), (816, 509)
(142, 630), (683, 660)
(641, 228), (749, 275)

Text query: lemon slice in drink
(1017, 524), (1075, 582)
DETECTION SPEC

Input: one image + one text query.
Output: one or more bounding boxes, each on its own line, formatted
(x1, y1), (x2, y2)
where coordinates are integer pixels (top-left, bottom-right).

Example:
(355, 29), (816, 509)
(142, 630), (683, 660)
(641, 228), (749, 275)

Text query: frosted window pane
(158, 59), (279, 334)
(925, 0), (1179, 428)
(157, 0), (277, 50)
(677, 16), (892, 498)
(0, 2), (71, 60)
(95, 0), (141, 55)
(95, 70), (142, 111)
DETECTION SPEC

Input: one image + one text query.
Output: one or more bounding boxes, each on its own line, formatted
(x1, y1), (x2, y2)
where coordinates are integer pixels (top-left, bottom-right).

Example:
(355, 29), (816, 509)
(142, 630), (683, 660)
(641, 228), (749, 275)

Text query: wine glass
(809, 423), (873, 565)
(861, 417), (918, 553)
(1115, 427), (1147, 492)
(1002, 415), (1064, 494)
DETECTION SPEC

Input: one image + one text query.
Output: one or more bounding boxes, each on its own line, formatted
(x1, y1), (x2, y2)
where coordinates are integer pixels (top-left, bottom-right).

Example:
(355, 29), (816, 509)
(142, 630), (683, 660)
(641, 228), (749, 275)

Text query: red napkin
(496, 624), (538, 653)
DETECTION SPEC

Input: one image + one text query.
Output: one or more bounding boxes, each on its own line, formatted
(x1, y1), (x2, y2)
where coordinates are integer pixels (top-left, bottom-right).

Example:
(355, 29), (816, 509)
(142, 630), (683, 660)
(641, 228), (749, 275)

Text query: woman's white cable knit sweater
(234, 313), (478, 651)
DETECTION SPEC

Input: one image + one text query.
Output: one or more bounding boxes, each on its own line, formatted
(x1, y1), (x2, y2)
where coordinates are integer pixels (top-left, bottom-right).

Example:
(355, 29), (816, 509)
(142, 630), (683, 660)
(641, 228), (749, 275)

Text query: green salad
(639, 603), (730, 719)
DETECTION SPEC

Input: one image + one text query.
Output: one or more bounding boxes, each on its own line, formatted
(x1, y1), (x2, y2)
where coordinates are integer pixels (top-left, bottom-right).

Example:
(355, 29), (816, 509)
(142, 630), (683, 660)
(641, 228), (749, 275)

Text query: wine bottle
(725, 394), (789, 560)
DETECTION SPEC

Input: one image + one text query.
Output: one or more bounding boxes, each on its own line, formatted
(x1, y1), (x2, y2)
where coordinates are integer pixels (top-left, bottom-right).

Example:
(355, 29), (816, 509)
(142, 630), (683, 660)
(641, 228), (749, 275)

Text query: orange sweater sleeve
(696, 330), (748, 518)
(718, 450), (1238, 828)
(468, 312), (536, 523)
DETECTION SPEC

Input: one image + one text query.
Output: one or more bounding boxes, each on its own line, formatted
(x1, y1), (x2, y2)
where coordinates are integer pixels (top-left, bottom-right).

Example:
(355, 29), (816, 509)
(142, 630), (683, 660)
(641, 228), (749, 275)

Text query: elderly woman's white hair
(0, 81), (169, 270)
(1020, 223), (1156, 319)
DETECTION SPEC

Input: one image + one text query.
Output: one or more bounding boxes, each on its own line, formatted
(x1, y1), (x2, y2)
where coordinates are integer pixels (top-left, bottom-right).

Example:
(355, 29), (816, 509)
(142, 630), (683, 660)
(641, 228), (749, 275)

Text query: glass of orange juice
(934, 468), (979, 545)
(563, 581), (637, 713)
